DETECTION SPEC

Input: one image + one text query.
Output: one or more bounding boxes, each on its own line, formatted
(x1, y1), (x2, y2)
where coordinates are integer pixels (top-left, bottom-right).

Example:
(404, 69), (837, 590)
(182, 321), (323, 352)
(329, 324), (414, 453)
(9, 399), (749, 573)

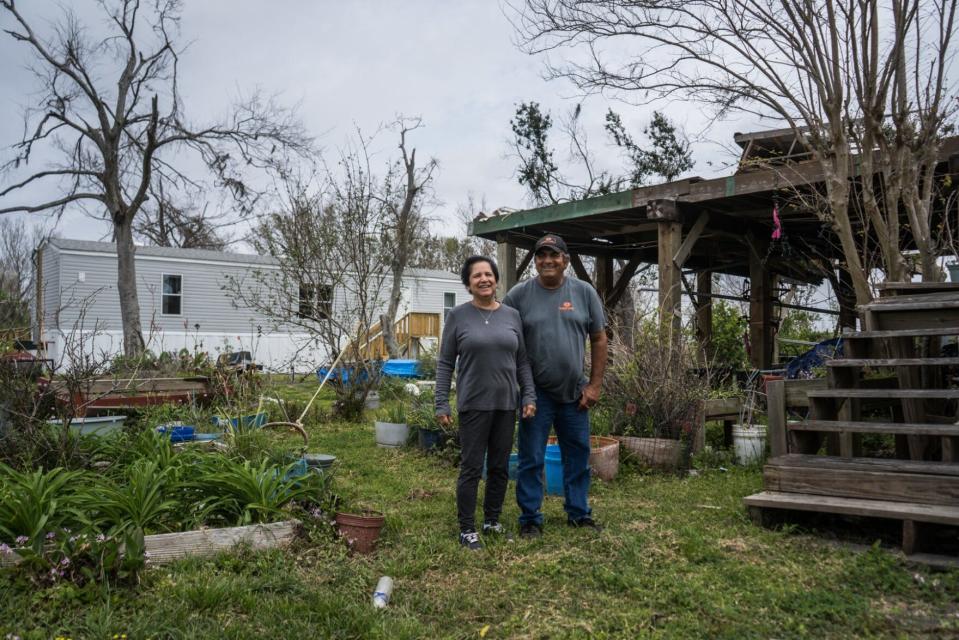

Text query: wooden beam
(605, 258), (644, 309)
(569, 253), (593, 286)
(595, 256), (614, 303)
(695, 271), (713, 365)
(673, 211), (710, 268)
(496, 235), (517, 299)
(748, 235), (775, 368)
(658, 221), (683, 339)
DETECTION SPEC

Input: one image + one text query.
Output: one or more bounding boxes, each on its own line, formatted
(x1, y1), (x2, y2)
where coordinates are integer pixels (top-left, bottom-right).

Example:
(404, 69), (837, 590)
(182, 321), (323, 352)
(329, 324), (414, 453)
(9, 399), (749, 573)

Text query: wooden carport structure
(471, 129), (959, 369)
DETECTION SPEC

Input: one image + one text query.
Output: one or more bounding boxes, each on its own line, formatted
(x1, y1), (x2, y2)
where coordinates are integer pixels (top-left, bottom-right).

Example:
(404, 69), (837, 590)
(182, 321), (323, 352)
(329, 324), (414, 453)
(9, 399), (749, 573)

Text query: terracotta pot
(545, 435), (621, 481)
(613, 436), (682, 470)
(334, 510), (385, 554)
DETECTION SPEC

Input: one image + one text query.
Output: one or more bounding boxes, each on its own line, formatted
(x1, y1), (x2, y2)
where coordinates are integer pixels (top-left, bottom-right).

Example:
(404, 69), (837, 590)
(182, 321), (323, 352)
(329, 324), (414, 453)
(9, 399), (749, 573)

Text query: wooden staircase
(347, 312), (440, 360)
(744, 282), (959, 563)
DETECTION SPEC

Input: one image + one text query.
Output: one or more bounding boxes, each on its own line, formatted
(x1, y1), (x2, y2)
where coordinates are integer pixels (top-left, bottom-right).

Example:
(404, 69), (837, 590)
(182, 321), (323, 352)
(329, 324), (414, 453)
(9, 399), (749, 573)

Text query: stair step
(843, 327), (959, 339)
(743, 491), (959, 526)
(807, 389), (959, 399)
(828, 357), (959, 367)
(791, 420), (959, 437)
(769, 454), (959, 476)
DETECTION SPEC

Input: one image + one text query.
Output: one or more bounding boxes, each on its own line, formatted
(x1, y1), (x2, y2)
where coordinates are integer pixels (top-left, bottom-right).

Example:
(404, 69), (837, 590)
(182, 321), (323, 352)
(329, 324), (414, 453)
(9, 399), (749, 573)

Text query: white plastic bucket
(732, 424), (767, 464)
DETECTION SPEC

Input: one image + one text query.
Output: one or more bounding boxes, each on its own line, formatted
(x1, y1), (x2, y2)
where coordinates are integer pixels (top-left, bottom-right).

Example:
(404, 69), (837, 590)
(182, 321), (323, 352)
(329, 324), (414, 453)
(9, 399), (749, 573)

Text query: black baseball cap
(533, 233), (568, 255)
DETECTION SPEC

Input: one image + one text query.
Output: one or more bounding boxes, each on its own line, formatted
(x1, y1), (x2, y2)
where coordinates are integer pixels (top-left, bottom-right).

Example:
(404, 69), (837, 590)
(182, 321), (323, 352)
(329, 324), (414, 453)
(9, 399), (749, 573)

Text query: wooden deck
(746, 284), (959, 563)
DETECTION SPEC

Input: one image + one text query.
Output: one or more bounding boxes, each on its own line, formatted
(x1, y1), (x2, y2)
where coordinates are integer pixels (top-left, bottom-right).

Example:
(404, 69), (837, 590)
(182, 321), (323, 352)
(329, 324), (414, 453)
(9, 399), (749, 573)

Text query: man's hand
(578, 383), (601, 411)
(437, 414), (452, 428)
(522, 403), (536, 419)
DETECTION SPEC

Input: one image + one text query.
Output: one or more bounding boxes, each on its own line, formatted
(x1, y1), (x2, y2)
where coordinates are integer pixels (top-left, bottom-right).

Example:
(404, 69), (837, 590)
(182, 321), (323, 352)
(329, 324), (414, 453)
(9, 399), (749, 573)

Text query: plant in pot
(604, 332), (709, 472)
(407, 388), (450, 451)
(374, 404), (409, 448)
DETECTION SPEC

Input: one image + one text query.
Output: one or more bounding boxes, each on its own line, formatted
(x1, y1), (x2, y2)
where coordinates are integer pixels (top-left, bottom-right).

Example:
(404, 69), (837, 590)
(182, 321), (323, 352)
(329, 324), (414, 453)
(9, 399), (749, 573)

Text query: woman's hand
(437, 414), (452, 428)
(522, 403), (536, 419)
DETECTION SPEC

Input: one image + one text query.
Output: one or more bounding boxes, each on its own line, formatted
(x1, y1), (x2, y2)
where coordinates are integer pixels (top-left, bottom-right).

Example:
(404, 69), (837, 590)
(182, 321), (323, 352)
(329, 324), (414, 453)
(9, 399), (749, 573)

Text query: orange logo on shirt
(559, 301), (574, 311)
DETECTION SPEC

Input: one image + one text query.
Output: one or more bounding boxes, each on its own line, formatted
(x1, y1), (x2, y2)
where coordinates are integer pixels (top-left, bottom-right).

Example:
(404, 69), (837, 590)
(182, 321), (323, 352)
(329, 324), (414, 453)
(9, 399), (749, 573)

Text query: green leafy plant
(0, 464), (86, 552)
(188, 457), (327, 526)
(377, 404), (407, 425)
(80, 460), (179, 535)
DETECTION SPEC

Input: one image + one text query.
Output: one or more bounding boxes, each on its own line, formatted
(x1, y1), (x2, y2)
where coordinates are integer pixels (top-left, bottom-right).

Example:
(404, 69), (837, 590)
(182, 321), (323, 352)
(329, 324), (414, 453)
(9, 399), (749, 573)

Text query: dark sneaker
(519, 522), (543, 539)
(459, 530), (483, 550)
(568, 517), (604, 532)
(482, 521), (513, 540)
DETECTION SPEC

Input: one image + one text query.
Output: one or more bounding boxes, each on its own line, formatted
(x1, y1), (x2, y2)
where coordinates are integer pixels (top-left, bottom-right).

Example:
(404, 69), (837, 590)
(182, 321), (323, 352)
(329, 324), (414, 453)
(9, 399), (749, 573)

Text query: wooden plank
(1, 521), (298, 569)
(496, 236), (518, 299)
(742, 491), (959, 525)
(144, 521), (298, 565)
(783, 378), (828, 407)
(658, 221), (683, 338)
(767, 380), (787, 457)
(705, 397), (741, 417)
(672, 211), (710, 267)
(844, 327), (959, 339)
(763, 465), (959, 506)
(768, 454), (959, 477)
(829, 357), (959, 367)
(878, 282), (959, 295)
(807, 389), (959, 399)
(902, 520), (920, 555)
(791, 420), (959, 437)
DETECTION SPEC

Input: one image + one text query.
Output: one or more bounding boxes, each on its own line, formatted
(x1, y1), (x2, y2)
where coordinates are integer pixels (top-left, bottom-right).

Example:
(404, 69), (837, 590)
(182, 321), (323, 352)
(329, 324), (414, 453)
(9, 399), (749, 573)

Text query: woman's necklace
(473, 302), (497, 324)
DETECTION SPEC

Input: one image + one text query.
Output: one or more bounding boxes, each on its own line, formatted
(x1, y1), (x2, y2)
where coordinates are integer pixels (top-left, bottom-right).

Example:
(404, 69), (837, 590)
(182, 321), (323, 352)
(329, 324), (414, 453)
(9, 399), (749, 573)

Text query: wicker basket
(546, 435), (621, 481)
(614, 436), (682, 470)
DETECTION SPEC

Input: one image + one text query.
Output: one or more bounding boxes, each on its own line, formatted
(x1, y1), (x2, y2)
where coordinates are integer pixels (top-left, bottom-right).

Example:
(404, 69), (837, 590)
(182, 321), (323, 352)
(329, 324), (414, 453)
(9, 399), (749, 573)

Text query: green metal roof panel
(469, 190), (637, 236)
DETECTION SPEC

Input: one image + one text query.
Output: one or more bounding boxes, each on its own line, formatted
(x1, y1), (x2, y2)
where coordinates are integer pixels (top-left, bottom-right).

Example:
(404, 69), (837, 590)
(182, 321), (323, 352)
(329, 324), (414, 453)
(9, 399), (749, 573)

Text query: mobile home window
(162, 274), (182, 315)
(443, 292), (455, 321)
(298, 283), (333, 320)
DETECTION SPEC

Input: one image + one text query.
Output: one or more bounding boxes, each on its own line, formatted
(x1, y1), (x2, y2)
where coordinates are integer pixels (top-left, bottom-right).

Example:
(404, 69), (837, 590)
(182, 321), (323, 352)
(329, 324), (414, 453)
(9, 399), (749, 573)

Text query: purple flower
(14, 536), (27, 545)
(45, 532), (55, 540)
(0, 543), (12, 556)
(96, 534), (106, 542)
(59, 557), (71, 567)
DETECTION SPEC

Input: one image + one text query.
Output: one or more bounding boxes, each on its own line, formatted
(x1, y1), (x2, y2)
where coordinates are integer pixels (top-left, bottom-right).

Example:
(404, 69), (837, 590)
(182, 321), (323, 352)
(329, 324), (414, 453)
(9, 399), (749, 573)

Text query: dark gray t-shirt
(434, 302), (536, 415)
(503, 277), (606, 404)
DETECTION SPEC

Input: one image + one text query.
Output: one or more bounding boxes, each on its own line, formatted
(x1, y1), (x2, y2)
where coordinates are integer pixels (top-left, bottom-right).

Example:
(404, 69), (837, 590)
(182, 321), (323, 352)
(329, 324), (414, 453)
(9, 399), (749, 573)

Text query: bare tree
(512, 0), (958, 304)
(378, 119), (437, 358)
(0, 218), (49, 333)
(225, 144), (392, 419)
(0, 0), (312, 356)
(134, 179), (230, 250)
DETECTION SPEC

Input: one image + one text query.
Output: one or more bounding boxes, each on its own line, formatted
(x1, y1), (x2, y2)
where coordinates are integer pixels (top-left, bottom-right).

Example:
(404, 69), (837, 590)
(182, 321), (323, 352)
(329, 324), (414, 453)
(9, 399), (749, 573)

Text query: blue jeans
(516, 387), (592, 525)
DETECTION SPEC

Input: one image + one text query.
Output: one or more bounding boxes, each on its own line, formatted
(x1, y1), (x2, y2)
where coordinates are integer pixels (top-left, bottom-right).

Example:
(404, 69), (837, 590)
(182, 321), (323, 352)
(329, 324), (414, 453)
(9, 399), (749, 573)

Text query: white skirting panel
(44, 330), (330, 372)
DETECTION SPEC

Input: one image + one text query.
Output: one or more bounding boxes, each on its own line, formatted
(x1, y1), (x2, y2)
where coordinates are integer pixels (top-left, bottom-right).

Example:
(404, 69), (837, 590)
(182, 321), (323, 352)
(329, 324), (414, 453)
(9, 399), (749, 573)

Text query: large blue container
(508, 452), (518, 480)
(544, 444), (563, 495)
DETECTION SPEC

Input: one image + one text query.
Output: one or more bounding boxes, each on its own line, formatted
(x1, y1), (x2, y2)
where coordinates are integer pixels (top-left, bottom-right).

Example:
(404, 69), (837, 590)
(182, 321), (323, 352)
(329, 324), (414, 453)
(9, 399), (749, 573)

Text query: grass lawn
(2, 410), (958, 639)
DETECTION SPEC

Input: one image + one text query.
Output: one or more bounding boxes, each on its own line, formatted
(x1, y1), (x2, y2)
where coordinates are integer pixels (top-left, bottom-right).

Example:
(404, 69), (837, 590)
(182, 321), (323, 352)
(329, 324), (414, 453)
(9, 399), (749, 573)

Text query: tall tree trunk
(115, 218), (146, 357)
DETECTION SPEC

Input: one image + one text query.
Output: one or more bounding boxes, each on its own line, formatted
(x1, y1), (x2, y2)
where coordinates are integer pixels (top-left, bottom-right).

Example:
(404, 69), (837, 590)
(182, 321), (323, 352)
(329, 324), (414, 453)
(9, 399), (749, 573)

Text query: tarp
(381, 359), (420, 378)
(785, 337), (842, 379)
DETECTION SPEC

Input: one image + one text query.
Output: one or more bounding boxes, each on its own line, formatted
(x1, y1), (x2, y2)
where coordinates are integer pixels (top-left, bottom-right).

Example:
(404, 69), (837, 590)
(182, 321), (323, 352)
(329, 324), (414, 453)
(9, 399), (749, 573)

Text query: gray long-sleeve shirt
(434, 302), (536, 416)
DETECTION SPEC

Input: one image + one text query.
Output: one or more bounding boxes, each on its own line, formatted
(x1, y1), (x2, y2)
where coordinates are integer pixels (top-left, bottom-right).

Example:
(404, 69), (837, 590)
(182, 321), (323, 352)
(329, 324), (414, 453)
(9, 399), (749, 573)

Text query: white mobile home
(34, 239), (463, 370)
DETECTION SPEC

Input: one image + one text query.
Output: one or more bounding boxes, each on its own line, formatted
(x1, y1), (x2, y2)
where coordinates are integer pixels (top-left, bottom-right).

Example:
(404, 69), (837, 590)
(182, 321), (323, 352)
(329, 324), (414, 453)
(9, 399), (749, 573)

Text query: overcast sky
(0, 1), (758, 245)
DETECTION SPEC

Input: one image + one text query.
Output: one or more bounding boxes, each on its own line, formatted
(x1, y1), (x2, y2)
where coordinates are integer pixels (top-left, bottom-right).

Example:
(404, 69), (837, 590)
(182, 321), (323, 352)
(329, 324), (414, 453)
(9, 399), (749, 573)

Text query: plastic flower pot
(374, 420), (409, 448)
(334, 510), (385, 554)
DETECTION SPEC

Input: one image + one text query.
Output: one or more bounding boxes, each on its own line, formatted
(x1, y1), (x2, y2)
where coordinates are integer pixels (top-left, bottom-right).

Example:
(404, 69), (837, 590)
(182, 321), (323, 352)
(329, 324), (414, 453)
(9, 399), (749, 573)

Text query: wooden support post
(835, 266), (859, 331)
(748, 236), (774, 369)
(767, 379), (787, 457)
(902, 520), (921, 555)
(695, 271), (713, 365)
(496, 235), (517, 300)
(658, 221), (682, 340)
(595, 256), (614, 306)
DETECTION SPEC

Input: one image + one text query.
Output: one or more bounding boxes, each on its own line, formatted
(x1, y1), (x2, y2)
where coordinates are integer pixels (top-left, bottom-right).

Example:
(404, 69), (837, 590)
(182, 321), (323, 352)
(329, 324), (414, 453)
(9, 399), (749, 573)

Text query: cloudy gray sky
(0, 1), (755, 244)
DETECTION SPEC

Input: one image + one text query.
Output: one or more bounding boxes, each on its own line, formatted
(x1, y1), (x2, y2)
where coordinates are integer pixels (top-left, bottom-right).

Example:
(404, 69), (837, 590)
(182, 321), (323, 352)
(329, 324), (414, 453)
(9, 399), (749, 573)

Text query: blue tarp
(381, 359), (420, 378)
(785, 337), (843, 379)
(316, 359), (421, 384)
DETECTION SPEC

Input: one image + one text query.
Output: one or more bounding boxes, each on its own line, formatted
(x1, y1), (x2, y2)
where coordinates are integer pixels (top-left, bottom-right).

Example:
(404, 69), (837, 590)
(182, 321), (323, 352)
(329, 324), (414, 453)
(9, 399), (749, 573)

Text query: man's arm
(579, 329), (608, 410)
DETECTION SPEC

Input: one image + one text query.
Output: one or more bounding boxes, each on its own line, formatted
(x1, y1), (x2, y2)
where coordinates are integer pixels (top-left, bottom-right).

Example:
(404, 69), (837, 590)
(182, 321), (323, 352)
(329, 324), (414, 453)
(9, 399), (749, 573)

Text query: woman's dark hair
(460, 255), (499, 290)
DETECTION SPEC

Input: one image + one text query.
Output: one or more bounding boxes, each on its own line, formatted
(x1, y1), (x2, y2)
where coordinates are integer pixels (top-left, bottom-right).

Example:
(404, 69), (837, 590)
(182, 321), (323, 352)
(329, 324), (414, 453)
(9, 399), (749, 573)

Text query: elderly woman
(435, 256), (536, 550)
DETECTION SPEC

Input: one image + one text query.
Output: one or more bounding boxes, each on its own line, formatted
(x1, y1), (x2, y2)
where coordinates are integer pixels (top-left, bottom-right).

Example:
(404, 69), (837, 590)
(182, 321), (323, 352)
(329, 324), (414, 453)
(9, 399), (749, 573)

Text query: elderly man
(503, 233), (608, 538)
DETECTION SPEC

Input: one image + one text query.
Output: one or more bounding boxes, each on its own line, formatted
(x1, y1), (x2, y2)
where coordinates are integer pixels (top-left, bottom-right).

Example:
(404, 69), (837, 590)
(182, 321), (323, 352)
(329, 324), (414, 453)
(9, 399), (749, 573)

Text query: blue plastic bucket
(156, 424), (195, 443)
(544, 444), (563, 495)
(508, 452), (518, 480)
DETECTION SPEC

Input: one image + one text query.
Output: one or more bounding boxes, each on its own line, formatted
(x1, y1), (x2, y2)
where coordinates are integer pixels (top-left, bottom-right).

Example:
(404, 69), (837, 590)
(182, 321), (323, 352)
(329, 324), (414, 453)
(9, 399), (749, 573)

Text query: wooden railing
(349, 312), (441, 360)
